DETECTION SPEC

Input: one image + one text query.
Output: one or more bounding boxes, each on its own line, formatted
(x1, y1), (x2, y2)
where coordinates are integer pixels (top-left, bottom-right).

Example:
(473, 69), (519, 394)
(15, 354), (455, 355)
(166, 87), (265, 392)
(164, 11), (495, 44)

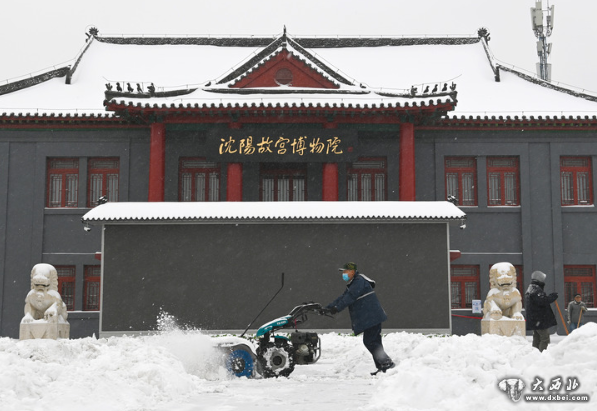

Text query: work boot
(380, 361), (395, 372)
(371, 361), (395, 375)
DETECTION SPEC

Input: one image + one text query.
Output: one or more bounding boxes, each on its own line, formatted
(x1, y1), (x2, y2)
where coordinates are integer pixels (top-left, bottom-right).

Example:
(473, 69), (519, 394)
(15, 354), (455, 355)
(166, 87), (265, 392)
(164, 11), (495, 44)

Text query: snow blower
(216, 273), (332, 378)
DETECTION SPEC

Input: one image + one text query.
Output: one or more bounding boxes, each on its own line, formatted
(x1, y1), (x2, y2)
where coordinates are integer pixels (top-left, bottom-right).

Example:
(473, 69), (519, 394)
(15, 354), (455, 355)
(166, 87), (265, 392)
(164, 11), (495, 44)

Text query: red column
(322, 163), (339, 201)
(227, 163), (243, 201)
(148, 122), (165, 202)
(399, 122), (416, 201)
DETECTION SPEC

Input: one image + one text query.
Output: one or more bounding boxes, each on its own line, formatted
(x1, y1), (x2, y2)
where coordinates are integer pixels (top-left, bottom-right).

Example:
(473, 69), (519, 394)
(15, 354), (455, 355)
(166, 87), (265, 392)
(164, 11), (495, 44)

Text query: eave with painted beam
(104, 99), (456, 126)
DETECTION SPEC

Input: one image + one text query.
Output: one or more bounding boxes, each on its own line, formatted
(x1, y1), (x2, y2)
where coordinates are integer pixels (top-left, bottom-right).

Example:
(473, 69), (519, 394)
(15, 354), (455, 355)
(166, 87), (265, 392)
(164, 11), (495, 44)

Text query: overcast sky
(1, 0), (596, 93)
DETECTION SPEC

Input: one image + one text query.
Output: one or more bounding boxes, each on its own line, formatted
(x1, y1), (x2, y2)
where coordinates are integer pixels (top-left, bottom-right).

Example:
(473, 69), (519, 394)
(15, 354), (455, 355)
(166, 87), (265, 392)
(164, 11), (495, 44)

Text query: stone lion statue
(483, 262), (524, 321)
(21, 263), (69, 324)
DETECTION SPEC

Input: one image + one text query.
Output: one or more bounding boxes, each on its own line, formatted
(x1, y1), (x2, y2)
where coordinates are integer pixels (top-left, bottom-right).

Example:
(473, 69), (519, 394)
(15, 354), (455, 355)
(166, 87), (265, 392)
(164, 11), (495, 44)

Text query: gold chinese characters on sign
(219, 136), (344, 156)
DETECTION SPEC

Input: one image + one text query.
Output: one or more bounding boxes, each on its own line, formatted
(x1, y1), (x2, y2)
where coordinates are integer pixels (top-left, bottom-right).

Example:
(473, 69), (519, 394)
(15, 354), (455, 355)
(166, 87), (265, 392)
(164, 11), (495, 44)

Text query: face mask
(342, 273), (350, 282)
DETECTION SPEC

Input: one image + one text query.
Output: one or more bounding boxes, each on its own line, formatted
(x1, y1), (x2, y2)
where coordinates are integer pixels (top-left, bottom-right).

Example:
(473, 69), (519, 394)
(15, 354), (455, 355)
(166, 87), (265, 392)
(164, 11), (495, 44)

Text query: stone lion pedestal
(481, 317), (525, 337)
(19, 263), (70, 340)
(481, 262), (525, 337)
(20, 321), (70, 340)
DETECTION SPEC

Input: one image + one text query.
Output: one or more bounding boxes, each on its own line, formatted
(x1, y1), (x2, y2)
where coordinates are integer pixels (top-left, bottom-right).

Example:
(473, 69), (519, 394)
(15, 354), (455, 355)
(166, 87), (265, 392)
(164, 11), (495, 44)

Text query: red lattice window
(487, 157), (520, 206)
(560, 157), (593, 206)
(56, 265), (76, 311)
(564, 265), (596, 308)
(47, 158), (79, 208)
(88, 158), (119, 207)
(445, 157), (477, 206)
(451, 265), (480, 308)
(260, 163), (307, 201)
(84, 265), (101, 311)
(347, 157), (387, 201)
(179, 158), (220, 202)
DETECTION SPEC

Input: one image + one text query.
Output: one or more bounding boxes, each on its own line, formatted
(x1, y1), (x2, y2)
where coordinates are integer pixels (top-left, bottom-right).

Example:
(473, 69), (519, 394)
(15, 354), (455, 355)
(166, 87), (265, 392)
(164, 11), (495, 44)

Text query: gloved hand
(321, 306), (338, 315)
(549, 292), (558, 300)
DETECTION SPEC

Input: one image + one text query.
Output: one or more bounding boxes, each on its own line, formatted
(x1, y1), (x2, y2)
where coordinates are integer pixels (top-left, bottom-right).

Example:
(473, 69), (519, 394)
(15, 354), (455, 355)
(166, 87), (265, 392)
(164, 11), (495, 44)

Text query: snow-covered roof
(81, 201), (466, 223)
(1, 30), (596, 119)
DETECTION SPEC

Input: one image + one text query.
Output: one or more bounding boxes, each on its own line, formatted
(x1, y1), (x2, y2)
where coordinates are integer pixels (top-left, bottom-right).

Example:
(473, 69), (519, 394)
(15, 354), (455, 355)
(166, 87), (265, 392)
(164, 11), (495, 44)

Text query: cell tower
(531, 0), (555, 81)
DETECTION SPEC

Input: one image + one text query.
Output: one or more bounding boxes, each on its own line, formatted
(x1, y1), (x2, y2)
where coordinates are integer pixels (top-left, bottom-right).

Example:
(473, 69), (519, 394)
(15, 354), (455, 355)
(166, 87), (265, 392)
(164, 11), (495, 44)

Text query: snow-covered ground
(1, 323), (596, 411)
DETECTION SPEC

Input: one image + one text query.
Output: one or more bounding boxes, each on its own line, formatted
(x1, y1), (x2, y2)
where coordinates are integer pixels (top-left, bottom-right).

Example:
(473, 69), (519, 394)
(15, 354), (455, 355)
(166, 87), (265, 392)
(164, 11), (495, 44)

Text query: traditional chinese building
(0, 27), (596, 337)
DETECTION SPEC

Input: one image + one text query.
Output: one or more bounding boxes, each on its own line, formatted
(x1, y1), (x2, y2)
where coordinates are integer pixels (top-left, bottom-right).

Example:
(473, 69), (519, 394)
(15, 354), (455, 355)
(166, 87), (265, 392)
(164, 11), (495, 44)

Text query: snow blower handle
(240, 272), (285, 338)
(318, 306), (336, 318)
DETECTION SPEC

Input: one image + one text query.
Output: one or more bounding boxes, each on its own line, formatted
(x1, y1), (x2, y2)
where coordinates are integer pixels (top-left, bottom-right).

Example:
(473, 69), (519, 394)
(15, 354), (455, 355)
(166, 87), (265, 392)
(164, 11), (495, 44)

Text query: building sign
(471, 300), (482, 314)
(206, 128), (358, 162)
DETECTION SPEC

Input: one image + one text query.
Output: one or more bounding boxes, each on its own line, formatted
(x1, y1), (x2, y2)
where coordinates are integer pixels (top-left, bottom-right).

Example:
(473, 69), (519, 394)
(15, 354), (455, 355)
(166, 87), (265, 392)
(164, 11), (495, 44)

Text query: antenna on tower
(531, 0), (555, 81)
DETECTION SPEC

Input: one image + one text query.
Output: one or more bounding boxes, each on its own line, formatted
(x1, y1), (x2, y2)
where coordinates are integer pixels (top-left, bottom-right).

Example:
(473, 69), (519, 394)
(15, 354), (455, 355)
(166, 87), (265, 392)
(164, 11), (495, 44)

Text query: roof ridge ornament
(86, 26), (99, 41)
(477, 27), (490, 42)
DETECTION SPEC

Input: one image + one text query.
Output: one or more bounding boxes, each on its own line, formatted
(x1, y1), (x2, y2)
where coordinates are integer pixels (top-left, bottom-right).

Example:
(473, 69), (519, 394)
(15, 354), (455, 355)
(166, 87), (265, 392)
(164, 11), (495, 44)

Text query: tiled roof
(81, 201), (467, 223)
(1, 29), (596, 120)
(102, 32), (459, 118)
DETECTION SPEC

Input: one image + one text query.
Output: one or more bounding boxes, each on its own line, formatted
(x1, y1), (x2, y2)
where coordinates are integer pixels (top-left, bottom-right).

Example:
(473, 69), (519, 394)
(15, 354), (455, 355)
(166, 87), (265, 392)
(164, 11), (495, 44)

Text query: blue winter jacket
(327, 272), (388, 335)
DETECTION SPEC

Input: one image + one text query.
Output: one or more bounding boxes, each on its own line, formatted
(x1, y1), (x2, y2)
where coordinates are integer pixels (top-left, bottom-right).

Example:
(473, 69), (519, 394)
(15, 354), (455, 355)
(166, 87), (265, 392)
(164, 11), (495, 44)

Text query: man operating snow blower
(324, 262), (395, 375)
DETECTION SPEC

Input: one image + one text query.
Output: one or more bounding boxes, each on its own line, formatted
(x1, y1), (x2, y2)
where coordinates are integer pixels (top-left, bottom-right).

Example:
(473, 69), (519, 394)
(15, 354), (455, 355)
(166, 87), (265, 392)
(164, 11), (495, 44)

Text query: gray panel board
(102, 222), (450, 333)
(449, 211), (522, 253)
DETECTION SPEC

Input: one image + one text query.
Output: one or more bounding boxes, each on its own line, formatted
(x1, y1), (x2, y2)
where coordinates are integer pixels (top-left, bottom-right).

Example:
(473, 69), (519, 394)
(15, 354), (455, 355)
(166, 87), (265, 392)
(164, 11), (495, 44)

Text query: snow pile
(523, 323), (597, 397)
(369, 332), (536, 410)
(0, 329), (222, 411)
(0, 324), (596, 410)
(370, 324), (597, 411)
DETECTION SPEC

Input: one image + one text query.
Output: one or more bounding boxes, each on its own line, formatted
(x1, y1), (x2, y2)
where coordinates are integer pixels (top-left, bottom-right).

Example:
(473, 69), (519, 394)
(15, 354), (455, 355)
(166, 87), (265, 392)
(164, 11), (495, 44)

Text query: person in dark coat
(326, 262), (395, 374)
(525, 270), (558, 352)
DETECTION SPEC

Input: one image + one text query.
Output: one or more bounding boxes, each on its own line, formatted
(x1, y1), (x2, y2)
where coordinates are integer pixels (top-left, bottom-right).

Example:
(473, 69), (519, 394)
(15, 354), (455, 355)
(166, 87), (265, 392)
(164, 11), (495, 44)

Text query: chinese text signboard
(206, 129), (358, 162)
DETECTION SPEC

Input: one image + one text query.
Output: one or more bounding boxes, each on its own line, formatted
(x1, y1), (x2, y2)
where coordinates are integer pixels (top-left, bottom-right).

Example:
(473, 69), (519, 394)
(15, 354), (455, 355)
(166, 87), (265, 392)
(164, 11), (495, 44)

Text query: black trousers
(362, 323), (393, 369)
(532, 328), (551, 352)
